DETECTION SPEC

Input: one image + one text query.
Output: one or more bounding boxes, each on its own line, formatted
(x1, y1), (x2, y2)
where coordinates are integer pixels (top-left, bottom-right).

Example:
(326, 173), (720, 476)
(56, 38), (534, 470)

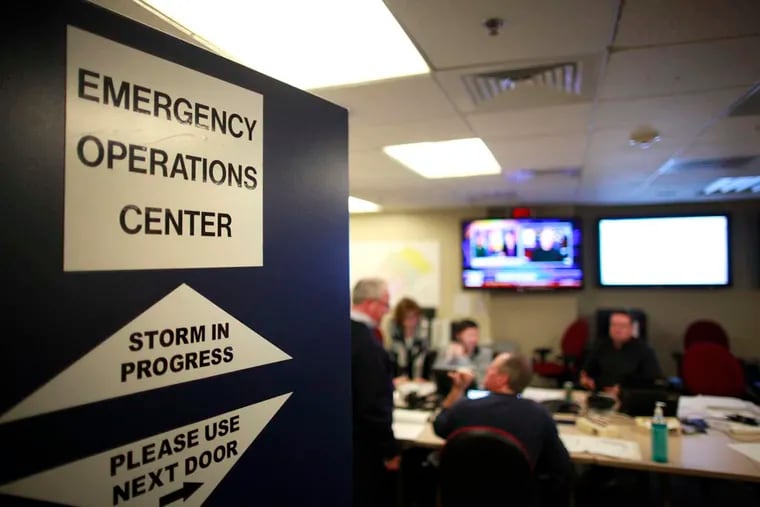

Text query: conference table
(393, 386), (760, 483)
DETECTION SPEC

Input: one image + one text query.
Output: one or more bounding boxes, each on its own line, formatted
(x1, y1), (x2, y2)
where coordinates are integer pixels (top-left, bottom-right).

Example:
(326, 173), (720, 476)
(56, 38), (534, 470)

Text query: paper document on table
(558, 435), (586, 453)
(394, 408), (432, 424)
(728, 443), (760, 463)
(521, 387), (565, 403)
(393, 422), (425, 440)
(560, 434), (642, 460)
(678, 395), (758, 418)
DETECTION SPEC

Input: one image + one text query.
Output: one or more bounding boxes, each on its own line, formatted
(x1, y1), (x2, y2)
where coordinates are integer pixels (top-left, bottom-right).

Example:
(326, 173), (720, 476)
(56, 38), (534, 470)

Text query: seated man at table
(433, 353), (572, 500)
(579, 310), (663, 396)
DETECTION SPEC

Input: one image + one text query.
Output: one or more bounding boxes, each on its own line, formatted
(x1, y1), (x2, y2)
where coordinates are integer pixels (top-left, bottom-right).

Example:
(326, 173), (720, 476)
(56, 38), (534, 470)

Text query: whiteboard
(350, 241), (440, 307)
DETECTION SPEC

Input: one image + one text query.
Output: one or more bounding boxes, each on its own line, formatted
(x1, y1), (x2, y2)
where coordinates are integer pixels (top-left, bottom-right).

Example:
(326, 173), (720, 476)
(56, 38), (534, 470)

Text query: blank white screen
(598, 216), (729, 286)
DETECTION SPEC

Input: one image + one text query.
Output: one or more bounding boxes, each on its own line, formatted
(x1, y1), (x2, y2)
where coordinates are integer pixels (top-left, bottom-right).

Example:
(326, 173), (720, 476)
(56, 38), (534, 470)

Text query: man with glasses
(350, 278), (399, 507)
(579, 310), (662, 396)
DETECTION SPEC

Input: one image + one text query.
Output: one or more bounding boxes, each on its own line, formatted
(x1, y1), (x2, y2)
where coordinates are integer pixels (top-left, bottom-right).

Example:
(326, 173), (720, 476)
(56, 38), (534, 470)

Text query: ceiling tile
(615, 0), (760, 48)
(349, 150), (418, 183)
(585, 127), (695, 164)
(314, 75), (457, 126)
(593, 87), (751, 130)
(485, 134), (587, 171)
(348, 116), (472, 151)
(695, 115), (760, 145)
(386, 0), (618, 69)
(467, 103), (593, 138)
(600, 37), (760, 100)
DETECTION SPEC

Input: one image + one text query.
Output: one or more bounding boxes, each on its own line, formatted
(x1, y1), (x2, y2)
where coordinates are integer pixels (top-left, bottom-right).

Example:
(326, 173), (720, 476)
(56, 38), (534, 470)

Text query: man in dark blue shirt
(433, 353), (571, 498)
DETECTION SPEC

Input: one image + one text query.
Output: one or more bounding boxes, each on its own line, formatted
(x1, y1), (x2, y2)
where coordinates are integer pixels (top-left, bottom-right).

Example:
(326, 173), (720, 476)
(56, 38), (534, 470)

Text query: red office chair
(674, 319), (730, 378)
(683, 319), (730, 350)
(533, 318), (590, 385)
(438, 426), (537, 507)
(681, 342), (746, 398)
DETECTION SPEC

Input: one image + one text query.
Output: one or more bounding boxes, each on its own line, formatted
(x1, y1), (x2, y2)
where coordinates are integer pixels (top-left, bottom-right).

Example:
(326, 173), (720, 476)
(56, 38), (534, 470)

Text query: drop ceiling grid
(384, 0), (619, 69)
(599, 37), (760, 100)
(613, 0), (760, 48)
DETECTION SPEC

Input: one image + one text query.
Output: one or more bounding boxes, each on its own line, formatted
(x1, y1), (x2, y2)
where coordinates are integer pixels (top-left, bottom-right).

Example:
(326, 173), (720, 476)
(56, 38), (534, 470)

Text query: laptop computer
(466, 389), (490, 400)
(619, 388), (680, 417)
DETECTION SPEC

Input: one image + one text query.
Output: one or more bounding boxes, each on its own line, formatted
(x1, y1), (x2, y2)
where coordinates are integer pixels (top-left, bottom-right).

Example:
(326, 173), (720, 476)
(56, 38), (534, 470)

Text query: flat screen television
(461, 218), (583, 290)
(597, 214), (731, 287)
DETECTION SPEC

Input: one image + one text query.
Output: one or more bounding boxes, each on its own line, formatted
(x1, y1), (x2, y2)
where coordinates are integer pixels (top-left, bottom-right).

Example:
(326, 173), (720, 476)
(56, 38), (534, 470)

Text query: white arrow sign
(0, 394), (291, 506)
(1, 284), (291, 424)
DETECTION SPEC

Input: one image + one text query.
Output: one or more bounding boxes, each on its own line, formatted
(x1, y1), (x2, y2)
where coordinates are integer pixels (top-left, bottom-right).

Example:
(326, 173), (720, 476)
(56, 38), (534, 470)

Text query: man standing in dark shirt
(350, 278), (399, 507)
(433, 353), (571, 500)
(579, 310), (662, 396)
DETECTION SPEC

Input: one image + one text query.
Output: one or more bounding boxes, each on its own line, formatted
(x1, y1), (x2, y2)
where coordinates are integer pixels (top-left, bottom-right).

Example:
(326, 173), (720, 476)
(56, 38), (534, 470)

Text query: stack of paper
(678, 395), (759, 419)
(560, 434), (642, 460)
(392, 409), (432, 441)
(521, 387), (566, 403)
(728, 443), (760, 463)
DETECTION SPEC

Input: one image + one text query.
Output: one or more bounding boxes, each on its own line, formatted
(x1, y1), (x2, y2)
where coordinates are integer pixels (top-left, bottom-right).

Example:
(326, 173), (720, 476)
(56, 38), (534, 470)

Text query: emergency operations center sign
(64, 26), (263, 271)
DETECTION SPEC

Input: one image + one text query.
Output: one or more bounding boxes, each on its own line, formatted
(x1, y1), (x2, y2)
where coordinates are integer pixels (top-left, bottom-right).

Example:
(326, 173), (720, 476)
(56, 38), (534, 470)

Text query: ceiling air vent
(506, 167), (581, 182)
(462, 62), (582, 105)
(467, 189), (519, 205)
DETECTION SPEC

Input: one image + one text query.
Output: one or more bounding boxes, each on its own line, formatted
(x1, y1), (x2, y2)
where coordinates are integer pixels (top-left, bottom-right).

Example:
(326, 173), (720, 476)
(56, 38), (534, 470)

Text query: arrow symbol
(159, 482), (203, 506)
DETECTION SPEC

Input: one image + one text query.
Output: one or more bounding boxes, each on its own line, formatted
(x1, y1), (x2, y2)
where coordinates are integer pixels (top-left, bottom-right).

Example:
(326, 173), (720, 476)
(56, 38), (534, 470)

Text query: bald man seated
(433, 353), (572, 503)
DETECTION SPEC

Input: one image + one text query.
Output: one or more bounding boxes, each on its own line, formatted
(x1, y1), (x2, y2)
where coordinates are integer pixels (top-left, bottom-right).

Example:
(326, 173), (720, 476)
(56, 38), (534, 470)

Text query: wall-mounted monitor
(461, 217), (583, 290)
(597, 214), (731, 287)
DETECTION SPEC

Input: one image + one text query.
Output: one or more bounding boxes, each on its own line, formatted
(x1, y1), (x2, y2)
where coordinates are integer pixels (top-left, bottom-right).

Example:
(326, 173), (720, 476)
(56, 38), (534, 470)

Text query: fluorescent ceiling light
(138, 0), (429, 90)
(349, 196), (381, 213)
(702, 176), (760, 195)
(383, 138), (501, 179)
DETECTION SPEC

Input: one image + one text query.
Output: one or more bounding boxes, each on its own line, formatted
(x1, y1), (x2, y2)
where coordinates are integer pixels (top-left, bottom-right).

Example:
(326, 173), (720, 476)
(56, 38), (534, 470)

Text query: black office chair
(437, 426), (537, 507)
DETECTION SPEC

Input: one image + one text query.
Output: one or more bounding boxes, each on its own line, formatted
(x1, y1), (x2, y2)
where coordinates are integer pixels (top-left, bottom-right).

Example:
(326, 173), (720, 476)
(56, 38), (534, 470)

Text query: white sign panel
(0, 394), (291, 506)
(0, 284), (290, 424)
(64, 26), (264, 271)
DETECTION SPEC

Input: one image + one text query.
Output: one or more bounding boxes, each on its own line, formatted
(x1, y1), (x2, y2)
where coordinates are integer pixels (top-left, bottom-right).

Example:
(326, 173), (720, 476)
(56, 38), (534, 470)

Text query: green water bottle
(563, 381), (573, 403)
(651, 401), (668, 463)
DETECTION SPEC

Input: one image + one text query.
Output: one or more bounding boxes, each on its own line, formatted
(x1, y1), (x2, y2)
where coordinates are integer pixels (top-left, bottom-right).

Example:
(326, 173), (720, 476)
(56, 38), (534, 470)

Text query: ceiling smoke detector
(482, 17), (505, 36)
(628, 126), (661, 149)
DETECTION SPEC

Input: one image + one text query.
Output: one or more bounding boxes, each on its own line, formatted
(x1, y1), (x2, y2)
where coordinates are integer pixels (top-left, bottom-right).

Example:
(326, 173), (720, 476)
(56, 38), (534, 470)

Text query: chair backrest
(682, 342), (745, 397)
(683, 319), (729, 350)
(438, 426), (536, 507)
(561, 318), (589, 359)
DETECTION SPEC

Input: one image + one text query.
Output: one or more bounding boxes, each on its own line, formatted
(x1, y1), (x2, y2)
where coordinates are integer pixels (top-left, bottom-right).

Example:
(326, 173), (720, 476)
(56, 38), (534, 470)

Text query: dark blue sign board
(0, 1), (350, 505)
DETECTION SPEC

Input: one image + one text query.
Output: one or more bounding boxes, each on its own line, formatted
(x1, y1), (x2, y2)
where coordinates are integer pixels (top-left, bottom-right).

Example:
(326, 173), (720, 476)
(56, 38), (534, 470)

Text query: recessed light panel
(140, 0), (429, 89)
(383, 138), (501, 179)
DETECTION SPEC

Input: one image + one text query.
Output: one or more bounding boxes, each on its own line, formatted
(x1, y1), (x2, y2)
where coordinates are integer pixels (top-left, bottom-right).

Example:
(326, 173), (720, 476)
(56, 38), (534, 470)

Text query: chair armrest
(561, 354), (579, 368)
(666, 376), (684, 393)
(672, 351), (684, 378)
(744, 383), (760, 405)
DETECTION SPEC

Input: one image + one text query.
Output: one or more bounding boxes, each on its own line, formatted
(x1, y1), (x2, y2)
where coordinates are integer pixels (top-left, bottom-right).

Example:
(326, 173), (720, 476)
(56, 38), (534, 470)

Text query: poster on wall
(350, 240), (440, 307)
(64, 26), (264, 271)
